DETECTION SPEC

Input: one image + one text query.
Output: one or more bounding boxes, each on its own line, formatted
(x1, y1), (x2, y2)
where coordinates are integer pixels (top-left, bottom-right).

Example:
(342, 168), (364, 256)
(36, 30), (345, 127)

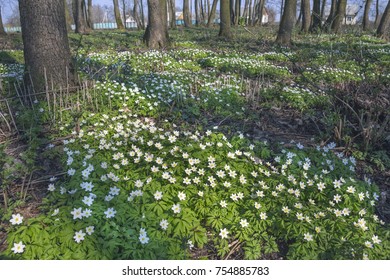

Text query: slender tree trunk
(168, 0), (176, 28)
(74, 0), (89, 33)
(144, 0), (170, 48)
(122, 0), (126, 28)
(234, 0), (240, 25)
(19, 0), (76, 92)
(301, 0), (310, 32)
(219, 0), (232, 38)
(183, 0), (192, 27)
(243, 0), (249, 21)
(195, 0), (200, 25)
(0, 6), (7, 36)
(310, 0), (321, 32)
(320, 0), (327, 20)
(324, 0), (337, 30)
(375, 0), (381, 27)
(331, 0), (347, 33)
(87, 0), (93, 29)
(377, 0), (390, 38)
(363, 0), (373, 31)
(113, 0), (125, 29)
(249, 0), (253, 25)
(258, 0), (265, 25)
(140, 0), (145, 28)
(275, 0), (297, 45)
(64, 0), (73, 31)
(207, 0), (218, 27)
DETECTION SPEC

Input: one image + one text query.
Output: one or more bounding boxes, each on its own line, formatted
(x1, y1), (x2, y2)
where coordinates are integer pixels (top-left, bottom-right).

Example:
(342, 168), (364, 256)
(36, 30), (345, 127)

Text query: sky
(1, 0), (388, 24)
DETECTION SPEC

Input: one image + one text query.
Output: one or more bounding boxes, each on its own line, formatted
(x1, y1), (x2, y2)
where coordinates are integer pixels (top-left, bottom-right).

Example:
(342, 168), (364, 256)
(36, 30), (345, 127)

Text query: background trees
(276, 0), (296, 45)
(19, 0), (75, 92)
(377, 0), (390, 38)
(219, 0), (232, 38)
(143, 0), (170, 48)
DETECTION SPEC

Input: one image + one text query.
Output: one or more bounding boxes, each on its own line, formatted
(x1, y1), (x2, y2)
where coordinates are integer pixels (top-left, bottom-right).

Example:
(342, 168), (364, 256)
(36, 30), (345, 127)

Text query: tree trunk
(301, 0), (310, 32)
(168, 0), (176, 28)
(207, 0), (218, 27)
(219, 0), (232, 38)
(375, 0), (381, 27)
(331, 0), (347, 33)
(363, 0), (373, 31)
(195, 0), (200, 25)
(74, 0), (90, 33)
(133, 0), (141, 29)
(64, 0), (73, 31)
(183, 0), (192, 27)
(144, 0), (170, 48)
(377, 0), (390, 38)
(19, 0), (76, 92)
(310, 0), (321, 32)
(87, 0), (93, 29)
(320, 0), (327, 20)
(0, 6), (7, 36)
(113, 0), (125, 29)
(258, 0), (265, 25)
(140, 0), (145, 28)
(234, 0), (240, 25)
(122, 0), (126, 28)
(275, 0), (296, 45)
(324, 0), (337, 30)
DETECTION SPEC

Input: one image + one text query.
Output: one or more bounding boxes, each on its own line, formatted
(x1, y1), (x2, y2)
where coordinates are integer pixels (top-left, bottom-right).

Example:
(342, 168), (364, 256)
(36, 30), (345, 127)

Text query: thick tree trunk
(113, 0), (125, 29)
(377, 0), (390, 38)
(74, 0), (90, 33)
(331, 0), (347, 33)
(184, 0), (192, 27)
(207, 0), (218, 27)
(310, 0), (321, 32)
(219, 0), (232, 38)
(363, 0), (373, 31)
(0, 6), (7, 36)
(301, 0), (311, 32)
(324, 0), (337, 31)
(19, 0), (76, 92)
(144, 0), (170, 48)
(275, 0), (296, 45)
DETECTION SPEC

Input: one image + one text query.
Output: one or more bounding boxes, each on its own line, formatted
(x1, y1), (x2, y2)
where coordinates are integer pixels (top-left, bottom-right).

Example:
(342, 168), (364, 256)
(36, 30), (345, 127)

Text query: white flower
(71, 208), (83, 220)
(160, 219), (169, 230)
(139, 234), (149, 244)
(51, 209), (59, 216)
(260, 212), (268, 220)
(303, 233), (313, 242)
(178, 191), (186, 201)
(346, 186), (356, 194)
(220, 200), (227, 208)
(85, 226), (95, 235)
(10, 214), (23, 225)
(240, 219), (249, 228)
(172, 204), (181, 214)
(154, 191), (163, 200)
(198, 191), (204, 197)
(254, 202), (261, 209)
(47, 184), (56, 192)
(104, 207), (116, 218)
(74, 230), (86, 243)
(219, 228), (229, 239)
(282, 206), (290, 214)
(11, 241), (25, 254)
(364, 241), (373, 248)
(372, 235), (381, 244)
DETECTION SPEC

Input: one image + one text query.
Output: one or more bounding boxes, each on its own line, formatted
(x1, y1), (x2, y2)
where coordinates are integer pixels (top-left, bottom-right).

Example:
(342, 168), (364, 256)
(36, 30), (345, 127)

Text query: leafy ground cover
(0, 27), (389, 259)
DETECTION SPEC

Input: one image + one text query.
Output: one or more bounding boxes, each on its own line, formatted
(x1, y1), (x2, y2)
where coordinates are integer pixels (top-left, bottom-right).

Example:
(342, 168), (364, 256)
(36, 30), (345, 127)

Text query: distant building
(125, 15), (137, 28)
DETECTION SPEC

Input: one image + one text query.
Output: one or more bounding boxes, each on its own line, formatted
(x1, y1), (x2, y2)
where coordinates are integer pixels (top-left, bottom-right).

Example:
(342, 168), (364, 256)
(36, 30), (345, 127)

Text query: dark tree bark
(87, 0), (93, 29)
(195, 0), (200, 25)
(0, 6), (7, 36)
(113, 0), (125, 29)
(276, 0), (296, 45)
(320, 0), (327, 20)
(377, 0), (390, 38)
(207, 0), (218, 27)
(310, 0), (322, 32)
(183, 0), (192, 27)
(375, 0), (381, 27)
(219, 0), (232, 38)
(331, 0), (347, 33)
(74, 0), (90, 33)
(144, 0), (170, 48)
(363, 0), (373, 31)
(301, 0), (311, 32)
(19, 0), (76, 92)
(324, 0), (337, 31)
